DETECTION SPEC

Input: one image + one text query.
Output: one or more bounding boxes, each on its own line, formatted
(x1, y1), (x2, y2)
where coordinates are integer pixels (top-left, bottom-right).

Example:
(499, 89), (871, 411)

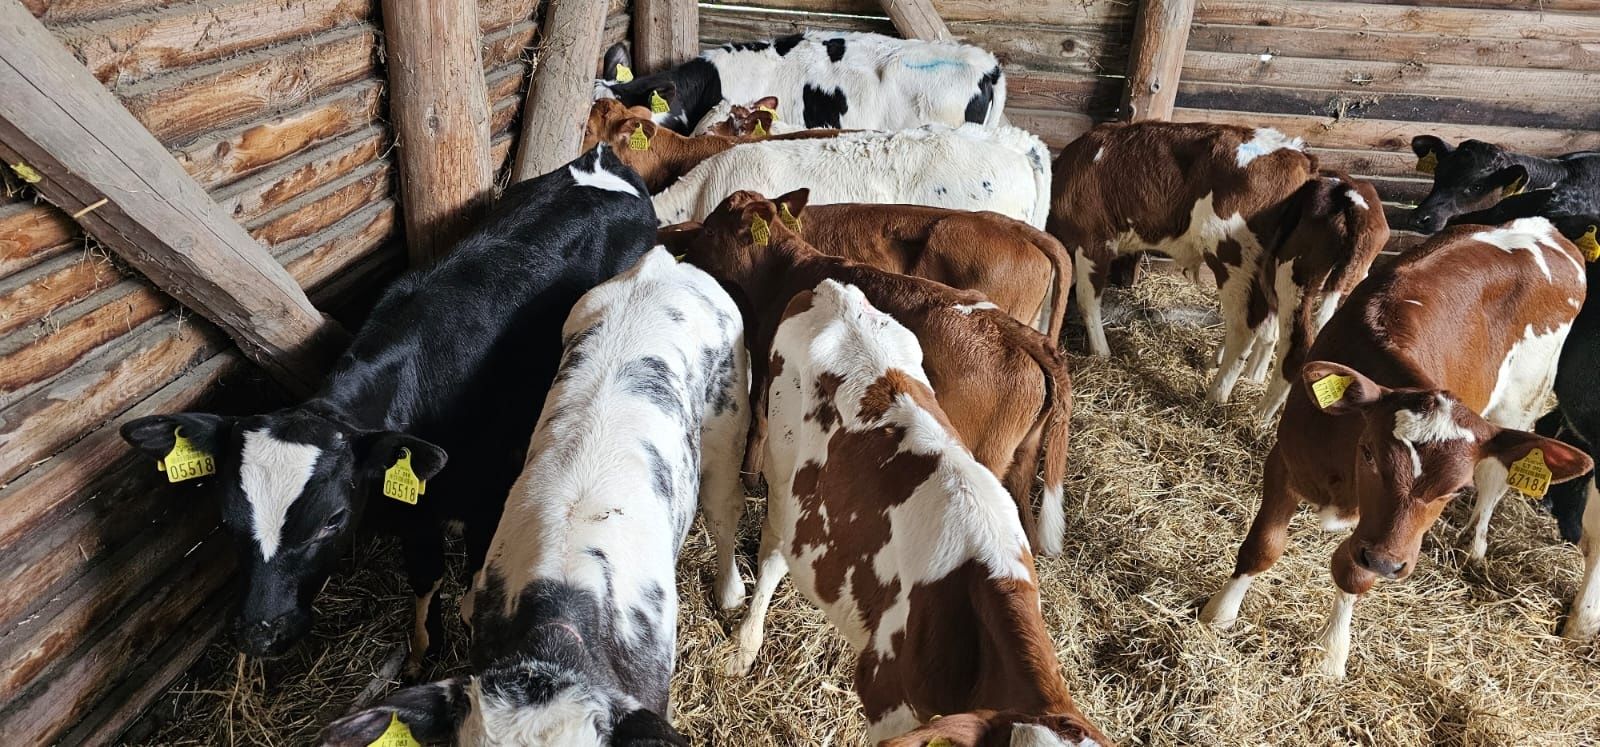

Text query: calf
(659, 198), (1072, 339)
(651, 121), (1052, 227)
(319, 248), (746, 746)
(595, 32), (1004, 134)
(119, 147), (656, 673)
(1409, 136), (1600, 234)
(690, 96), (803, 137)
(1047, 121), (1316, 404)
(686, 190), (1073, 556)
(1200, 218), (1592, 678)
(727, 278), (1108, 746)
(1251, 172), (1390, 422)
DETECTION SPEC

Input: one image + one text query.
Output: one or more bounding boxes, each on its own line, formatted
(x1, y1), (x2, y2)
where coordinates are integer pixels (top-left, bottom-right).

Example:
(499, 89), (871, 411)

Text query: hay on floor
(142, 273), (1600, 745)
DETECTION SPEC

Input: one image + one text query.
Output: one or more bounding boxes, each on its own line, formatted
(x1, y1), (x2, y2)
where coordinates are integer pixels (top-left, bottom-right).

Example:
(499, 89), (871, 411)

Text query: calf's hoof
(1562, 615), (1599, 641)
(715, 575), (745, 612)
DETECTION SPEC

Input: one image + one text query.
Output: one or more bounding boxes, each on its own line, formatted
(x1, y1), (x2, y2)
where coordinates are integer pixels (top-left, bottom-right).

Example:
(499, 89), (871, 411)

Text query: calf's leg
(1206, 273), (1259, 404)
(1464, 457), (1511, 561)
(1073, 247), (1110, 357)
(1317, 544), (1375, 679)
(726, 520), (789, 676)
(1563, 478), (1600, 640)
(1202, 450), (1298, 627)
(701, 395), (751, 610)
(400, 528), (447, 678)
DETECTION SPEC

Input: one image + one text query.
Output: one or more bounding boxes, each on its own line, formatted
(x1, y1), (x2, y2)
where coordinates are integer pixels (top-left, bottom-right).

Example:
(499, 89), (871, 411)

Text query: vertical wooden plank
(1122, 0), (1198, 121)
(879, 0), (951, 41)
(512, 0), (608, 182)
(379, 0), (495, 266)
(634, 0), (700, 73)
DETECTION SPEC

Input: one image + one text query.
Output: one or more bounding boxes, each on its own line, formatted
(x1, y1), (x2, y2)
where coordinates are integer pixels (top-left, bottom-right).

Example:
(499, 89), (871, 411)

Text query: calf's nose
(1358, 548), (1407, 579)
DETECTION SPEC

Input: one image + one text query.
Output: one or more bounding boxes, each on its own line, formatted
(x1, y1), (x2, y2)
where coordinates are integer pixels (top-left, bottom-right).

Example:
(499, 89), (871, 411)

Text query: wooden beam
(1121, 0), (1197, 122)
(634, 0), (699, 73)
(512, 0), (608, 182)
(0, 2), (343, 395)
(880, 0), (951, 42)
(379, 0), (495, 266)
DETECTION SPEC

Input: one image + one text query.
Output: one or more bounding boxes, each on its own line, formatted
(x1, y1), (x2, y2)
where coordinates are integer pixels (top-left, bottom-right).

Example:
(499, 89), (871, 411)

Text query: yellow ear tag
(927, 739), (954, 747)
(628, 124), (650, 151)
(158, 427), (216, 483)
(1578, 225), (1600, 263)
(749, 214), (771, 247)
(779, 203), (802, 232)
(1416, 151), (1438, 175)
(649, 90), (669, 114)
(1507, 447), (1553, 498)
(1311, 374), (1354, 410)
(613, 63), (634, 83)
(367, 712), (422, 747)
(758, 105), (779, 121)
(1502, 175), (1527, 197)
(751, 119), (768, 138)
(9, 162), (42, 184)
(382, 448), (425, 505)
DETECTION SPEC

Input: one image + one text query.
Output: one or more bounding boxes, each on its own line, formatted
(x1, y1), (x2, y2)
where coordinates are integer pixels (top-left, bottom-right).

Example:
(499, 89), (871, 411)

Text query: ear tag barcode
(1508, 448), (1552, 498)
(750, 215), (771, 247)
(383, 448), (424, 505)
(367, 712), (421, 747)
(649, 90), (669, 113)
(1311, 374), (1353, 410)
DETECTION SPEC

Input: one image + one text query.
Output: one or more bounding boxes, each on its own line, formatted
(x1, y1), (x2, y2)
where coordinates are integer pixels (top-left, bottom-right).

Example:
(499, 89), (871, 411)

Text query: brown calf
(660, 200), (1072, 340)
(726, 278), (1108, 746)
(1048, 120), (1316, 404)
(684, 190), (1073, 555)
(1201, 217), (1592, 678)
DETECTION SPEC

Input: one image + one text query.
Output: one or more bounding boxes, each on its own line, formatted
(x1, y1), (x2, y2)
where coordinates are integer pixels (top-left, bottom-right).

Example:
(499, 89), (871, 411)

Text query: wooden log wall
(0, 0), (552, 742)
(698, 0), (1600, 256)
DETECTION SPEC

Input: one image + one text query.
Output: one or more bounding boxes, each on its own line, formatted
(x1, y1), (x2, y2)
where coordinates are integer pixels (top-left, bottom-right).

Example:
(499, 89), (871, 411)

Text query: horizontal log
(119, 25), (379, 146)
(487, 61), (528, 101)
(702, 0), (1132, 26)
(0, 315), (223, 485)
(1181, 50), (1600, 104)
(1188, 23), (1600, 72)
(248, 161), (391, 249)
(1169, 107), (1600, 155)
(1317, 0), (1600, 11)
(479, 0), (540, 32)
(1005, 108), (1096, 151)
(604, 10), (631, 47)
(1193, 0), (1600, 41)
(55, 0), (371, 86)
(214, 127), (386, 225)
(282, 200), (398, 290)
(1175, 79), (1600, 131)
(24, 0), (183, 22)
(306, 237), (405, 314)
(1306, 146), (1418, 179)
(483, 18), (537, 68)
(0, 281), (167, 403)
(1362, 174), (1432, 204)
(174, 80), (384, 190)
(0, 203), (76, 278)
(0, 251), (123, 339)
(492, 91), (521, 134)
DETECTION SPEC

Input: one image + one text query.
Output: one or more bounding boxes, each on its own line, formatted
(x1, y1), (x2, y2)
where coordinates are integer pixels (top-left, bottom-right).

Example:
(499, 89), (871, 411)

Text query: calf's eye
(1361, 445), (1375, 464)
(323, 509), (349, 531)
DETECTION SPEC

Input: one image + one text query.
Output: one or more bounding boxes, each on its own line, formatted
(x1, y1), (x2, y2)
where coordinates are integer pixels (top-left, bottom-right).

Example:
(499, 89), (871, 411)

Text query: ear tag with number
(751, 119), (768, 138)
(1311, 374), (1353, 410)
(1508, 448), (1553, 498)
(1416, 151), (1438, 175)
(613, 63), (634, 83)
(1502, 175), (1527, 197)
(628, 124), (650, 151)
(367, 712), (422, 747)
(927, 739), (954, 747)
(1578, 225), (1600, 262)
(779, 203), (802, 231)
(649, 90), (669, 113)
(758, 105), (779, 121)
(383, 448), (425, 505)
(158, 427), (216, 483)
(749, 215), (771, 247)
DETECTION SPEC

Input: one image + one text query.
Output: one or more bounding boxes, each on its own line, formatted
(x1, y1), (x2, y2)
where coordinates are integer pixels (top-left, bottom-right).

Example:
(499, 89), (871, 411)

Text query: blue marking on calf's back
(903, 59), (964, 71)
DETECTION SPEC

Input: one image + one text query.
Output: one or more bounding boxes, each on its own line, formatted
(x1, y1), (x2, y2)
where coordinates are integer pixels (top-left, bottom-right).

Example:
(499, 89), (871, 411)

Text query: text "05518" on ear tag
(158, 428), (216, 483)
(383, 448), (425, 505)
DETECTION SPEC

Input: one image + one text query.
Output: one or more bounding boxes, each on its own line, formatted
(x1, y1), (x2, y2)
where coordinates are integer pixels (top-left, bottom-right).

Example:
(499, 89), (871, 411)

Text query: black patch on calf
(964, 65), (1002, 124)
(724, 40), (770, 53)
(664, 307), (685, 323)
(642, 441), (674, 499)
(622, 356), (682, 420)
(700, 346), (738, 416)
(824, 37), (846, 62)
(802, 85), (849, 129)
(773, 34), (803, 56)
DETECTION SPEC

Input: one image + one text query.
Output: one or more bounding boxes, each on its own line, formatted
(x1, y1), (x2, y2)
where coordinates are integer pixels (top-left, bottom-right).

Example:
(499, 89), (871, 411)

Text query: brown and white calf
(1250, 172), (1390, 422)
(730, 277), (1108, 746)
(1048, 121), (1315, 403)
(1200, 218), (1592, 678)
(660, 198), (1072, 340)
(684, 190), (1073, 555)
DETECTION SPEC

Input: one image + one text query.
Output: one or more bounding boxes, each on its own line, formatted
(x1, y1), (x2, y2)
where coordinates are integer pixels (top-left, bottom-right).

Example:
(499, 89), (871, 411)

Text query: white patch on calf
(865, 704), (920, 745)
(239, 430), (321, 561)
(1012, 723), (1100, 747)
(459, 675), (611, 747)
(1313, 292), (1342, 331)
(568, 147), (638, 197)
(1317, 504), (1356, 532)
(1093, 147), (1104, 162)
(1344, 187), (1369, 210)
(1471, 217), (1582, 283)
(1234, 128), (1304, 168)
(1393, 394), (1474, 445)
(953, 301), (999, 315)
(1482, 322), (1571, 427)
(1402, 299), (1423, 307)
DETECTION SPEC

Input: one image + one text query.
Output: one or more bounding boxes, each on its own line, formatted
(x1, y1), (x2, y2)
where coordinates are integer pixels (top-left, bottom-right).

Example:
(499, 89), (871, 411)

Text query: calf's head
(705, 97), (781, 138)
(688, 188), (811, 286)
(1410, 137), (1530, 233)
(1301, 362), (1590, 583)
(878, 710), (1107, 747)
(121, 410), (445, 657)
(321, 653), (686, 746)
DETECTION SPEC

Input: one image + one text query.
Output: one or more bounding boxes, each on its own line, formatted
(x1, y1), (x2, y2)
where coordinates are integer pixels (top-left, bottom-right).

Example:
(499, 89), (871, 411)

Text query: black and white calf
(595, 31), (1004, 134)
(1410, 136), (1600, 234)
(320, 248), (748, 746)
(119, 146), (656, 671)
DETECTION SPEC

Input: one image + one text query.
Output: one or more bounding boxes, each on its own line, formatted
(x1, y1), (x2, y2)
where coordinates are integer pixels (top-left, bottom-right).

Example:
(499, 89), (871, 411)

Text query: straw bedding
(142, 273), (1600, 746)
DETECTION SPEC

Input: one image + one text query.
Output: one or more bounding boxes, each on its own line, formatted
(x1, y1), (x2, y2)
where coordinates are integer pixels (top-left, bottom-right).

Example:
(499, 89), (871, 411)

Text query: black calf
(1543, 215), (1600, 546)
(1410, 135), (1600, 233)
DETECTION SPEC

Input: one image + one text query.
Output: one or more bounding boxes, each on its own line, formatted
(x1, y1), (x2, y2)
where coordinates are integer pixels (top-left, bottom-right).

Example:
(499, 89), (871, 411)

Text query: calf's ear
(603, 43), (632, 81)
(1299, 361), (1385, 415)
(1481, 429), (1594, 484)
(359, 432), (449, 481)
(610, 708), (689, 746)
(320, 677), (470, 746)
(1487, 164), (1530, 197)
(121, 413), (236, 461)
(753, 95), (780, 111)
(773, 188), (811, 218)
(1410, 135), (1451, 159)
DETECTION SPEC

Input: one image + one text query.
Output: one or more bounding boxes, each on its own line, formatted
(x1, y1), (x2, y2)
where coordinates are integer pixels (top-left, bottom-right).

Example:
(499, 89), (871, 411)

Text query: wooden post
(635, 0), (699, 73)
(380, 0), (495, 267)
(1122, 0), (1198, 122)
(512, 0), (608, 183)
(880, 0), (952, 42)
(0, 2), (343, 396)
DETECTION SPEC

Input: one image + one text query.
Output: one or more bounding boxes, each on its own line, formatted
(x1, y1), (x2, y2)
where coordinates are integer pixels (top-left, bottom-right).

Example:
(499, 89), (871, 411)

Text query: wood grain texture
(1176, 79), (1600, 130)
(173, 80), (384, 191)
(635, 0), (700, 72)
(0, 203), (77, 279)
(880, 0), (952, 41)
(1169, 107), (1600, 155)
(0, 252), (123, 339)
(248, 160), (392, 249)
(1194, 0), (1600, 41)
(1188, 23), (1600, 72)
(512, 0), (608, 181)
(0, 281), (167, 403)
(282, 200), (398, 290)
(1181, 50), (1600, 103)
(1122, 0), (1197, 120)
(703, 0), (1133, 26)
